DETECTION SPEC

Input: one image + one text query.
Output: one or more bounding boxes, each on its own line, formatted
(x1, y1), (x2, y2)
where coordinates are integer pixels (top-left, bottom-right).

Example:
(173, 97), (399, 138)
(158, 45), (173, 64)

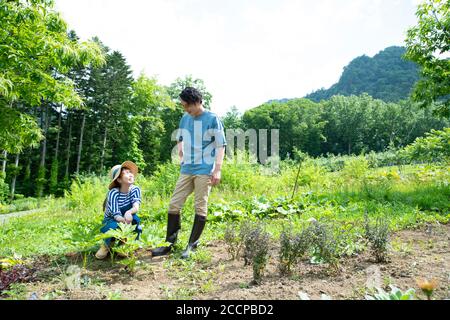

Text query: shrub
(364, 213), (390, 262)
(401, 128), (450, 164)
(0, 172), (9, 204)
(308, 220), (340, 271)
(242, 221), (271, 284)
(341, 156), (369, 183)
(65, 175), (106, 213)
(224, 222), (244, 260)
(279, 223), (311, 276)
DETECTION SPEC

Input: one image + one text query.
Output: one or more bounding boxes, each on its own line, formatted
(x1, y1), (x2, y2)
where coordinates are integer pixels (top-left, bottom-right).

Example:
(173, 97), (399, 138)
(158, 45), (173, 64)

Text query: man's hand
(124, 211), (133, 224)
(178, 141), (183, 164)
(211, 169), (221, 186)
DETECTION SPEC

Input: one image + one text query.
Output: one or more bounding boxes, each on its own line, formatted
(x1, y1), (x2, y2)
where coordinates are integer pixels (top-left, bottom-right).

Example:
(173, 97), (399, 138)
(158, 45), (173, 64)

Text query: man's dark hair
(179, 87), (203, 104)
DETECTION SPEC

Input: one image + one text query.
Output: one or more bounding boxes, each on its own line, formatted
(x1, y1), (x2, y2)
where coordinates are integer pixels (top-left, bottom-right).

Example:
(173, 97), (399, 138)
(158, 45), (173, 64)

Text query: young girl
(95, 161), (143, 260)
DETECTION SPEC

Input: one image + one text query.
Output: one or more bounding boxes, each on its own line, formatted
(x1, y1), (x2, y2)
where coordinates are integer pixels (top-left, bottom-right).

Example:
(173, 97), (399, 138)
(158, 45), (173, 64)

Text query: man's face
(180, 99), (200, 115)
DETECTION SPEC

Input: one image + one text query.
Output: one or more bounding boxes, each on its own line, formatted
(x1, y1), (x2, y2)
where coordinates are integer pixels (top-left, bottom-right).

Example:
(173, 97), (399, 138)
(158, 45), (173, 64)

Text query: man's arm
(211, 146), (225, 185)
(177, 141), (183, 163)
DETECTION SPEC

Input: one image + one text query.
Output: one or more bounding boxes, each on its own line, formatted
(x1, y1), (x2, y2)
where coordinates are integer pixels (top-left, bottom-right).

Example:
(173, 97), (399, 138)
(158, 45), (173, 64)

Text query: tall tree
(0, 0), (104, 153)
(405, 0), (450, 117)
(131, 73), (174, 173)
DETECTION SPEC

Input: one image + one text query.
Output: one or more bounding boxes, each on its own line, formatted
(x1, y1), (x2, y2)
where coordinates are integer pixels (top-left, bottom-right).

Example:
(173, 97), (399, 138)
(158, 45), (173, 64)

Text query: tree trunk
(1, 150), (7, 175)
(10, 153), (19, 200)
(65, 113), (72, 178)
(87, 123), (95, 173)
(37, 104), (50, 197)
(100, 127), (108, 173)
(76, 112), (86, 175)
(39, 105), (50, 168)
(54, 105), (62, 160)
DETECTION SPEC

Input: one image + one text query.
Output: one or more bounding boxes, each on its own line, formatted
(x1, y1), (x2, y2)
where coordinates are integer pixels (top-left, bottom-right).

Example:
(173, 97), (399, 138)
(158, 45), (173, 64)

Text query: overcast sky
(54, 0), (421, 116)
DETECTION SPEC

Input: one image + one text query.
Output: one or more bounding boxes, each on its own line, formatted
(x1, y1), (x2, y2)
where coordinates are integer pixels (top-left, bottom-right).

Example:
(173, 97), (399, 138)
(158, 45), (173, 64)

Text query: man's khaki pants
(168, 174), (212, 217)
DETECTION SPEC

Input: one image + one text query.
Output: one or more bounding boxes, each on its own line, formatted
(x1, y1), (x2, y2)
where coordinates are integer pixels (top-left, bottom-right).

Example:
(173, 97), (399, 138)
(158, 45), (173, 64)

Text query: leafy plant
(365, 285), (416, 300)
(98, 223), (141, 273)
(224, 222), (244, 260)
(63, 220), (103, 268)
(308, 220), (340, 271)
(364, 213), (390, 262)
(279, 223), (311, 276)
(0, 264), (35, 294)
(242, 221), (271, 284)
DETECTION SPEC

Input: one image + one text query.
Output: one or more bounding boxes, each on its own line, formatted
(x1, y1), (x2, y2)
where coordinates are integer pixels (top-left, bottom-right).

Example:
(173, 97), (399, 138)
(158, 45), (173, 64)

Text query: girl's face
(117, 168), (134, 185)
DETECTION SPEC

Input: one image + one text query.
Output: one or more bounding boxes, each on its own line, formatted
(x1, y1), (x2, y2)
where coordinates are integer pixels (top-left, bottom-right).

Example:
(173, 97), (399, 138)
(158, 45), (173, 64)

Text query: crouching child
(95, 161), (143, 260)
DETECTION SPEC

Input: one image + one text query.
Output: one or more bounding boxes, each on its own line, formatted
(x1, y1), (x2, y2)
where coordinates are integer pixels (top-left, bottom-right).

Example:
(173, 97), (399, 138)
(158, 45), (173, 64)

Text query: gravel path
(0, 209), (45, 225)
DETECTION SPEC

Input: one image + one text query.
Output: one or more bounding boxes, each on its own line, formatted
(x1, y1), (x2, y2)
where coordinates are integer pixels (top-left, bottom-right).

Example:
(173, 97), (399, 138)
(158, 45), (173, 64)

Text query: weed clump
(308, 220), (341, 271)
(224, 222), (244, 260)
(278, 223), (311, 276)
(364, 213), (390, 262)
(242, 221), (271, 284)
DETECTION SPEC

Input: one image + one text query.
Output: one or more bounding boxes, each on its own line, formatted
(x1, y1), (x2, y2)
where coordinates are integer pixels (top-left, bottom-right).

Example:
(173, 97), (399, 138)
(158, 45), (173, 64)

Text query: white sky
(54, 0), (421, 116)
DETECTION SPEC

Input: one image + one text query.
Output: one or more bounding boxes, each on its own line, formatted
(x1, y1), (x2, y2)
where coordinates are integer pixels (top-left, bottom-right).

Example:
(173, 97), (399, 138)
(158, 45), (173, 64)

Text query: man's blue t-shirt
(176, 110), (227, 175)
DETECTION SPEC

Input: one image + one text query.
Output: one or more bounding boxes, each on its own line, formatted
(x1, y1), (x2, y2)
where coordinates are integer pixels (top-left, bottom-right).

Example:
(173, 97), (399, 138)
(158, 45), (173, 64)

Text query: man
(152, 87), (227, 259)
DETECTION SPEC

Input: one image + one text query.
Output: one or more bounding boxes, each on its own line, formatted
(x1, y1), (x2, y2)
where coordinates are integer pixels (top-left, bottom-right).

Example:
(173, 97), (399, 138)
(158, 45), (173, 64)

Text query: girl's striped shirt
(104, 185), (142, 221)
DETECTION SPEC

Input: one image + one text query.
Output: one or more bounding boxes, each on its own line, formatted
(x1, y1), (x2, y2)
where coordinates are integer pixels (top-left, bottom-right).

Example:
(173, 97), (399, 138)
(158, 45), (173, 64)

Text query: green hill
(305, 46), (420, 102)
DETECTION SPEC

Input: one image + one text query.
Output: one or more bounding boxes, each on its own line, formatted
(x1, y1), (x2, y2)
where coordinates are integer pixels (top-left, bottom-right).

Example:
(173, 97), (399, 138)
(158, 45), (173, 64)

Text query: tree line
(223, 95), (449, 160)
(1, 0), (448, 201)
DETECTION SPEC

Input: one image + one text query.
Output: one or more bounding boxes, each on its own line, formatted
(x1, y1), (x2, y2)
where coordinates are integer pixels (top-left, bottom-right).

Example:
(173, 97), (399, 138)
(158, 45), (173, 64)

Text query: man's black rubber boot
(181, 215), (207, 259)
(151, 213), (180, 257)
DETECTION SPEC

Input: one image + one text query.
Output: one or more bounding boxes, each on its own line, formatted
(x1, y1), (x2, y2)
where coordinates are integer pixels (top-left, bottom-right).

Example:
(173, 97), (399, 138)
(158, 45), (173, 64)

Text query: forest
(0, 0), (448, 301)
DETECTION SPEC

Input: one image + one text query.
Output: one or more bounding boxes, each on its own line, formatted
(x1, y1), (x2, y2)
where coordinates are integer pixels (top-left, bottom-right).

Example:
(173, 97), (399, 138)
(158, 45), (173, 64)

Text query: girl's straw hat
(108, 161), (139, 190)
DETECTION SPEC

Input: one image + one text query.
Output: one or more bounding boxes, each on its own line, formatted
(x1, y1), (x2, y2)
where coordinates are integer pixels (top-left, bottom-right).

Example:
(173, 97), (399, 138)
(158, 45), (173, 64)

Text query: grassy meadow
(0, 151), (449, 300)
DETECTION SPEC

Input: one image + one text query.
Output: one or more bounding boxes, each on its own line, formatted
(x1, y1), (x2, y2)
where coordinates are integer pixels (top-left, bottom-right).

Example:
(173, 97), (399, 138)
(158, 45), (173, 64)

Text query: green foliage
(221, 106), (243, 129)
(308, 220), (341, 271)
(166, 75), (213, 109)
(242, 98), (325, 158)
(306, 46), (419, 103)
(365, 285), (416, 300)
(0, 173), (8, 204)
(405, 0), (450, 117)
(49, 159), (59, 195)
(140, 161), (180, 197)
(63, 219), (102, 268)
(223, 222), (244, 260)
(98, 223), (141, 273)
(341, 157), (369, 183)
(0, 0), (104, 152)
(65, 175), (106, 213)
(364, 213), (390, 263)
(35, 165), (46, 198)
(278, 223), (311, 276)
(131, 73), (173, 175)
(0, 106), (43, 154)
(243, 94), (448, 160)
(401, 128), (450, 163)
(241, 221), (271, 284)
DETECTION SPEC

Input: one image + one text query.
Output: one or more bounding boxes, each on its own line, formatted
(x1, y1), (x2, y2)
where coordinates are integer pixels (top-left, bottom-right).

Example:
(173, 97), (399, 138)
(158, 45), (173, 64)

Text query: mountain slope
(305, 46), (420, 102)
